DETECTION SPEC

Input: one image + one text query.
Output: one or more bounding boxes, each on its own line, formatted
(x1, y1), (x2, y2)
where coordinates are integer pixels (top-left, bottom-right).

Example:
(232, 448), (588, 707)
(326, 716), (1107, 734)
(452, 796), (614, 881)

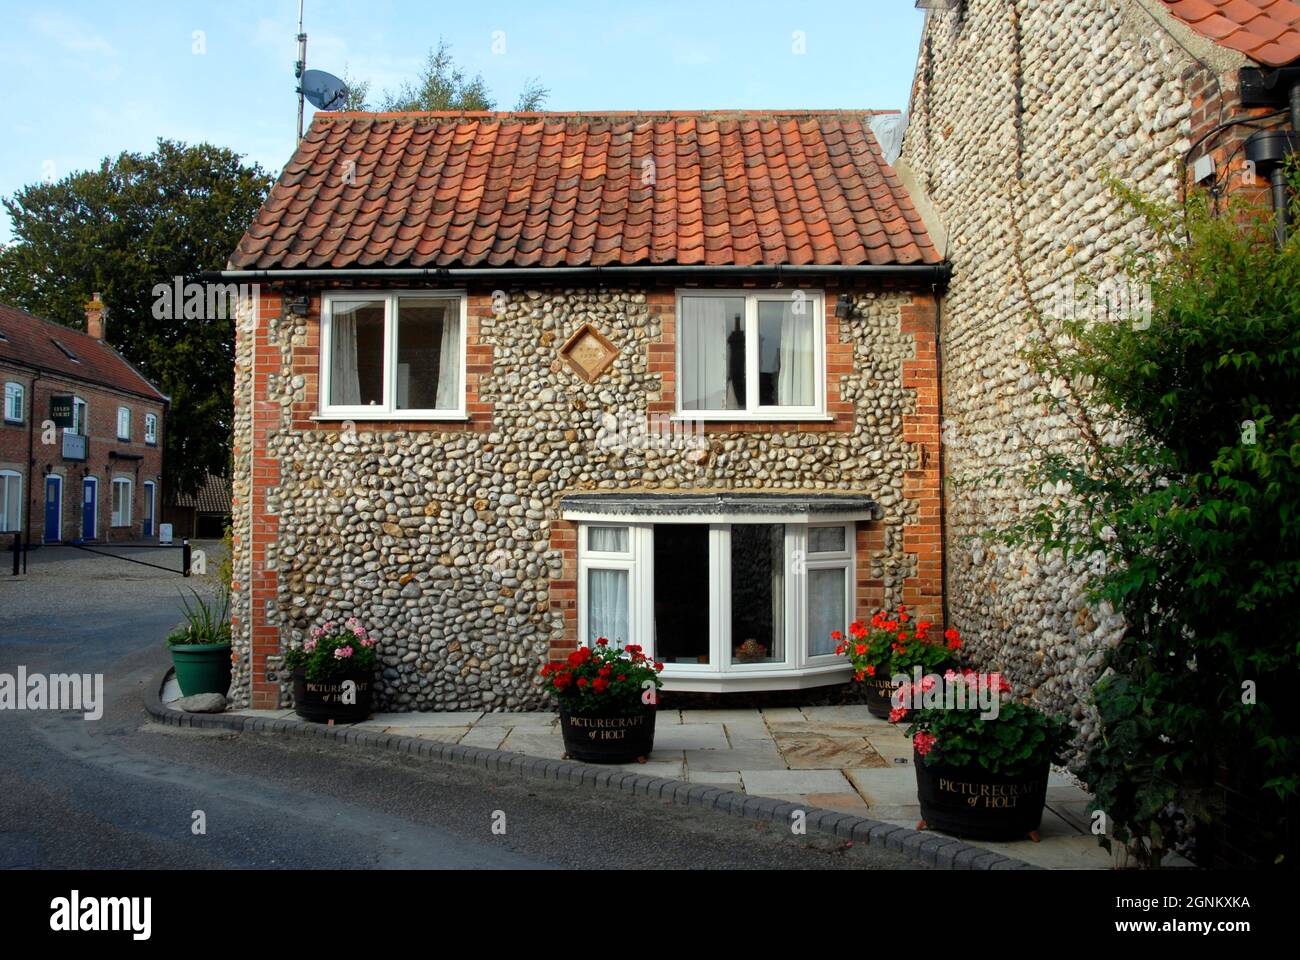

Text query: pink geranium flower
(333, 646), (354, 659)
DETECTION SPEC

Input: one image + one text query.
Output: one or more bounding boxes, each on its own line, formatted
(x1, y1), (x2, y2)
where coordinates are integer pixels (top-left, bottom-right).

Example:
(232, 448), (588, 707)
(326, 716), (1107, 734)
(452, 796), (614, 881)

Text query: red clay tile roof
(0, 301), (167, 401)
(230, 111), (941, 270)
(1162, 0), (1300, 66)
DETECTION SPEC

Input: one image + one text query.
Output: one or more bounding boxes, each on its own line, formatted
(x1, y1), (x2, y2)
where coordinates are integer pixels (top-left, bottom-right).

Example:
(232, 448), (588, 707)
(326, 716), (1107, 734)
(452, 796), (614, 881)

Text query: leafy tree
(998, 177), (1300, 867)
(346, 38), (547, 112)
(0, 139), (273, 495)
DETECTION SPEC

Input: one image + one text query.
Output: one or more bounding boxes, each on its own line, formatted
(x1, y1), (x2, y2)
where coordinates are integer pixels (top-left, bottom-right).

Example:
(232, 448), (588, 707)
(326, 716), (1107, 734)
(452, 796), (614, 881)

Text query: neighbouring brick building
(0, 297), (168, 546)
(225, 111), (950, 710)
(897, 0), (1300, 742)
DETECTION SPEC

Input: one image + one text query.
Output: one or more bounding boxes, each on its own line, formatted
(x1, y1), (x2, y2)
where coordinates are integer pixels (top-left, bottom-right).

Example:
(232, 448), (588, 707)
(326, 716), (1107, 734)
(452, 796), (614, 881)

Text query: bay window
(677, 290), (825, 418)
(568, 502), (860, 691)
(320, 291), (466, 418)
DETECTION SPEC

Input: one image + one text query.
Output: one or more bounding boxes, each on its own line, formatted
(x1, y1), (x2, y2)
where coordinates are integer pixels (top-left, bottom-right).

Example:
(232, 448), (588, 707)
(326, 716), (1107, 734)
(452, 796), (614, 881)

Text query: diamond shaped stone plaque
(559, 323), (618, 383)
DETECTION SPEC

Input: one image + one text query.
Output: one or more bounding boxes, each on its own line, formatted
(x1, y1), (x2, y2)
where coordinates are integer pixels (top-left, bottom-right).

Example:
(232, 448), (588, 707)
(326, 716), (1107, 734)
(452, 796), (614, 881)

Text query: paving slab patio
(213, 699), (1112, 870)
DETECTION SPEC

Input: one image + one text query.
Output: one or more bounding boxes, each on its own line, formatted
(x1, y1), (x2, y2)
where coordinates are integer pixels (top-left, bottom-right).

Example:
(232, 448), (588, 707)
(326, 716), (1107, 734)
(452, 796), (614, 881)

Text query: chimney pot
(86, 292), (105, 340)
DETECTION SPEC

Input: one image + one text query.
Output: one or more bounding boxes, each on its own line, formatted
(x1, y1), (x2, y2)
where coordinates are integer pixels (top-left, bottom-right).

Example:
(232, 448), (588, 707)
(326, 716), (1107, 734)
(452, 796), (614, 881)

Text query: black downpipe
(934, 286), (950, 631)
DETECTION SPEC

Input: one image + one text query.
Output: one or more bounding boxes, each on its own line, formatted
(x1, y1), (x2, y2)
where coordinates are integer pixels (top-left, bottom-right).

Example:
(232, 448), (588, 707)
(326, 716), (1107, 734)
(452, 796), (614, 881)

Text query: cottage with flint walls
(224, 111), (949, 711)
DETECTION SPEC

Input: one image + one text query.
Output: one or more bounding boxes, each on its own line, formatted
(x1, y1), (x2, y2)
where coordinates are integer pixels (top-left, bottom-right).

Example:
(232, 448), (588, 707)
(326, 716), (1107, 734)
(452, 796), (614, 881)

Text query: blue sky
(0, 1), (927, 242)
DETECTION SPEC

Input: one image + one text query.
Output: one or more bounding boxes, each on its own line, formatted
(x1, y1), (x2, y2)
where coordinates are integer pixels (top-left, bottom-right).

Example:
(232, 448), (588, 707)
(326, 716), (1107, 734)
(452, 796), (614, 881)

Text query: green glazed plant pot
(170, 643), (232, 697)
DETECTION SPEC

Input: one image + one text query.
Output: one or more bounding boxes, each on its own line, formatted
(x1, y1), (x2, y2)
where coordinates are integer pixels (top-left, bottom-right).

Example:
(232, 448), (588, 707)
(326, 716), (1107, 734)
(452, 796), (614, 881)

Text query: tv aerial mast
(295, 0), (349, 142)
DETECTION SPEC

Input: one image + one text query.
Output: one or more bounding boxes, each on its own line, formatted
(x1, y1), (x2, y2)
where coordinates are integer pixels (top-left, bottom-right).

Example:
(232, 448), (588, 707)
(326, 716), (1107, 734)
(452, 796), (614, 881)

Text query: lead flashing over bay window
(560, 492), (879, 525)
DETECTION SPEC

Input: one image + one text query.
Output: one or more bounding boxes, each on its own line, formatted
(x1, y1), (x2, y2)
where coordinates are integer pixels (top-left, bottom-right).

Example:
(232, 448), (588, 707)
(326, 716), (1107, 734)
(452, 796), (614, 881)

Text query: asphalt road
(0, 545), (918, 870)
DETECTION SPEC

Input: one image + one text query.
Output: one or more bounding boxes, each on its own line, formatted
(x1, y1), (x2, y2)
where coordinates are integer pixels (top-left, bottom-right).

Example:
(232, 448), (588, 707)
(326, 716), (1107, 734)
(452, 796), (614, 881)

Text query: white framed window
(70, 396), (87, 435)
(573, 517), (855, 690)
(117, 406), (131, 440)
(144, 412), (158, 445)
(0, 470), (21, 532)
(319, 291), (467, 419)
(578, 525), (638, 650)
(676, 289), (826, 419)
(111, 477), (132, 528)
(3, 382), (23, 424)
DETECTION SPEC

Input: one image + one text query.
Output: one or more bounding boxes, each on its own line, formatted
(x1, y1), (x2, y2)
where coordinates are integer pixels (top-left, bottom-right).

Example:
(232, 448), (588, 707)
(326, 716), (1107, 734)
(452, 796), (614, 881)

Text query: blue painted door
(143, 481), (155, 538)
(82, 479), (96, 540)
(43, 476), (61, 542)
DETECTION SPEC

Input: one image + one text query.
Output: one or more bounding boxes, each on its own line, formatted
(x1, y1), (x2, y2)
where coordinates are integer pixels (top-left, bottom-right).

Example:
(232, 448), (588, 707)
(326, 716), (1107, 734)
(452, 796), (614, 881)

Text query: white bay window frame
(318, 290), (468, 420)
(674, 288), (828, 421)
(571, 513), (856, 692)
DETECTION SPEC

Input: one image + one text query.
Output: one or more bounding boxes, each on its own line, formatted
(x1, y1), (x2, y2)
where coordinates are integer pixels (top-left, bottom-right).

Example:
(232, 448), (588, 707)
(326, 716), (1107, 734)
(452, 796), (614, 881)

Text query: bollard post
(182, 538), (192, 578)
(10, 531), (18, 577)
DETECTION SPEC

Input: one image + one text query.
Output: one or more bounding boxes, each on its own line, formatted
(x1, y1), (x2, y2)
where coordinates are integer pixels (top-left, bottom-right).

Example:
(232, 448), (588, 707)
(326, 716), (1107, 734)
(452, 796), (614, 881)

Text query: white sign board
(159, 523), (174, 545)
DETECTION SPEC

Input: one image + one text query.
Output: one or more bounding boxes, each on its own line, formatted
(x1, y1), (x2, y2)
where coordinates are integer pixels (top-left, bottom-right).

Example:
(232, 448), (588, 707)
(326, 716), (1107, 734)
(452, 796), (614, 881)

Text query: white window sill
(660, 663), (853, 693)
(311, 413), (470, 422)
(672, 413), (833, 423)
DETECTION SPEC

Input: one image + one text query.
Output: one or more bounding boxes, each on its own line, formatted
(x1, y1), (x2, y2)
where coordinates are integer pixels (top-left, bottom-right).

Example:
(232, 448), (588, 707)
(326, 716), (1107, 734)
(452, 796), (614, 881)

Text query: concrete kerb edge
(144, 667), (1037, 870)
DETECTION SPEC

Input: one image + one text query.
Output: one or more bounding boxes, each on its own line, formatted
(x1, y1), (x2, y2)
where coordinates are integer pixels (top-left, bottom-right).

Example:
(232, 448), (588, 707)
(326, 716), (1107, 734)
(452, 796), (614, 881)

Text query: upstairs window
(676, 290), (825, 419)
(3, 381), (22, 424)
(117, 406), (131, 440)
(70, 397), (87, 435)
(144, 412), (158, 446)
(320, 292), (466, 418)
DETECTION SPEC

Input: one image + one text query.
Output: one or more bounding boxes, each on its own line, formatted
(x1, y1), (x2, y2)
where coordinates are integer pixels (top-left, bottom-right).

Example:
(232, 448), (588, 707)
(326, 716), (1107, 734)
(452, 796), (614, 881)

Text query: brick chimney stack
(86, 292), (105, 340)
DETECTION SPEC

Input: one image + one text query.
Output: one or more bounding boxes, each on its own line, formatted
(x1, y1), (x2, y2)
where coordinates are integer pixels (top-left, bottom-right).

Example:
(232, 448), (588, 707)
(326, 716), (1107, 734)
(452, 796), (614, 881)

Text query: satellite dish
(301, 69), (348, 110)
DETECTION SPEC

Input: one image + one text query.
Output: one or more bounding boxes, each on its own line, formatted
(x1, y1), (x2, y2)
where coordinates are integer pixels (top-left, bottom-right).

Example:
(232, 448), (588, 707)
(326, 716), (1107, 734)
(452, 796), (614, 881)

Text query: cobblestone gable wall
(230, 284), (944, 711)
(901, 0), (1243, 742)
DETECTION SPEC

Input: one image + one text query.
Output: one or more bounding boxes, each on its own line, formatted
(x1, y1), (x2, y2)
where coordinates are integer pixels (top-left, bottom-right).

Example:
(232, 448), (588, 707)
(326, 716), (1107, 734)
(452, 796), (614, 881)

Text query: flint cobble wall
(900, 0), (1248, 743)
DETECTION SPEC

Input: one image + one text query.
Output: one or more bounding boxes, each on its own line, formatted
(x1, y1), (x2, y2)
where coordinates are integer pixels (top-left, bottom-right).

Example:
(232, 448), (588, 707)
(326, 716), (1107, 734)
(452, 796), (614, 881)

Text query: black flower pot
(914, 749), (1050, 841)
(863, 674), (903, 719)
(558, 704), (656, 764)
(292, 667), (374, 723)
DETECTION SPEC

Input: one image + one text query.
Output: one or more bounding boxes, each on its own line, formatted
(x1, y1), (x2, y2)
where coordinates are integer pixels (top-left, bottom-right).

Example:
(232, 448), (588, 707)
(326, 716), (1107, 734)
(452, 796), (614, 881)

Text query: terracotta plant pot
(914, 749), (1050, 841)
(292, 667), (373, 723)
(558, 704), (656, 764)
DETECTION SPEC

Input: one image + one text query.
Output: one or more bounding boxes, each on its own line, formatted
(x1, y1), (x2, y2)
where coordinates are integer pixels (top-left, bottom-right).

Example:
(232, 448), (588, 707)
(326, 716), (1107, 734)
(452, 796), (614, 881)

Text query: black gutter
(204, 263), (952, 285)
